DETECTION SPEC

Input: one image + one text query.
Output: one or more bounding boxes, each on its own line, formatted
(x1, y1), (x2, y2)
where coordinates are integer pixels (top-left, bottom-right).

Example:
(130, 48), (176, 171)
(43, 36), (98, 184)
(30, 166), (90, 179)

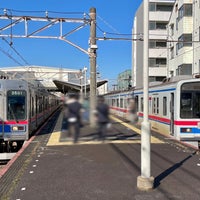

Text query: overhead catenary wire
(1, 7), (199, 67)
(2, 37), (30, 65)
(0, 8), (89, 18)
(0, 46), (24, 66)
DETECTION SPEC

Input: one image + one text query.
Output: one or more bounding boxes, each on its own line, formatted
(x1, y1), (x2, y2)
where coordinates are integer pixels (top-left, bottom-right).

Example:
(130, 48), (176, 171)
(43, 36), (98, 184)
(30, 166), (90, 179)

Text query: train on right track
(104, 75), (200, 148)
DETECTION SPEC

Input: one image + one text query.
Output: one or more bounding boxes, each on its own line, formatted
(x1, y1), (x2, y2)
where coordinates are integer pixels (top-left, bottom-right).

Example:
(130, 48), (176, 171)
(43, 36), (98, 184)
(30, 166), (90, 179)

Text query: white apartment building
(132, 0), (175, 88)
(168, 0), (200, 77)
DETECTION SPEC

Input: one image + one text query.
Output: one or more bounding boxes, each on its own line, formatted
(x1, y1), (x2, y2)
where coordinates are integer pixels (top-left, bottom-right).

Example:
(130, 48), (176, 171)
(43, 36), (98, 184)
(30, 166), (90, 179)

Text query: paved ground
(0, 110), (200, 200)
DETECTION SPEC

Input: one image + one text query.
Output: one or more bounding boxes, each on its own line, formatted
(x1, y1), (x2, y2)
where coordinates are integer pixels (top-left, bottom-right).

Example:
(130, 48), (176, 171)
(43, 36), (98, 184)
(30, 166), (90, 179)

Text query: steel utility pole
(137, 0), (154, 190)
(89, 7), (97, 126)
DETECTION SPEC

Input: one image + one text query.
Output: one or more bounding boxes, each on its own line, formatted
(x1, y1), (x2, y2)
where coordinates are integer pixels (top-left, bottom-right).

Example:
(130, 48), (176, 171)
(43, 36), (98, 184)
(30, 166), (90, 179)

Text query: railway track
(0, 108), (60, 174)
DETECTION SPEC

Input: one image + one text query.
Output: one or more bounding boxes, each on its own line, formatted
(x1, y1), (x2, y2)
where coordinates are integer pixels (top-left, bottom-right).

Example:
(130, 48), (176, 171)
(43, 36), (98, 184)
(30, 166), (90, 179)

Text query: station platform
(0, 110), (200, 200)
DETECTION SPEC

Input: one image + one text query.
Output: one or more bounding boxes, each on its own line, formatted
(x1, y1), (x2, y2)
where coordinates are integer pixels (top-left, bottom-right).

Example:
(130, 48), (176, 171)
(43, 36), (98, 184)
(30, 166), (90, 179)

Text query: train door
(170, 93), (174, 135)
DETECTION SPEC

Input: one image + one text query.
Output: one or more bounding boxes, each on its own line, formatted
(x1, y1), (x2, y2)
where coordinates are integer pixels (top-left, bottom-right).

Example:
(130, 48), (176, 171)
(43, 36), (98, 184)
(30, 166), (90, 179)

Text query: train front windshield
(180, 82), (200, 118)
(7, 90), (26, 120)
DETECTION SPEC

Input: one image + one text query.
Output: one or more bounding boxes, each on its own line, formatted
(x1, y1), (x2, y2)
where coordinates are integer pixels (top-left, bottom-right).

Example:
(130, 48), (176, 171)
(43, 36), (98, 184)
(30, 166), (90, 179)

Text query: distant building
(132, 0), (175, 88)
(167, 0), (200, 77)
(97, 82), (108, 95)
(117, 69), (132, 90)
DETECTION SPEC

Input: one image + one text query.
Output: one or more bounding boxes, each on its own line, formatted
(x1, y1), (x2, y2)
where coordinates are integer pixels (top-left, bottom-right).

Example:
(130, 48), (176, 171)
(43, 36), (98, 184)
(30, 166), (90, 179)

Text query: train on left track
(0, 79), (60, 152)
(104, 75), (200, 149)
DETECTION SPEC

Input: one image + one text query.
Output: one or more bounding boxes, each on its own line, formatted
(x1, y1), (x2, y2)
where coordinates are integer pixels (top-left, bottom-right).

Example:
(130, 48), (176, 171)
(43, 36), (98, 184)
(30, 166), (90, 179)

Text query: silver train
(105, 76), (200, 148)
(0, 79), (60, 152)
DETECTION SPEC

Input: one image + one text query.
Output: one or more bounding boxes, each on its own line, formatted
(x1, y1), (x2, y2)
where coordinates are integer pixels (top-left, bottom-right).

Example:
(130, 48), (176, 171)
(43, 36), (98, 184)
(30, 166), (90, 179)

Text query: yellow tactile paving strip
(47, 114), (164, 146)
(110, 116), (164, 144)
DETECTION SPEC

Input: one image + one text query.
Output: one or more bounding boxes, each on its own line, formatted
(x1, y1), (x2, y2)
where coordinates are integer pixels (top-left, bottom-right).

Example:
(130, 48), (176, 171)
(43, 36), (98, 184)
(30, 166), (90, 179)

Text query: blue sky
(0, 0), (142, 82)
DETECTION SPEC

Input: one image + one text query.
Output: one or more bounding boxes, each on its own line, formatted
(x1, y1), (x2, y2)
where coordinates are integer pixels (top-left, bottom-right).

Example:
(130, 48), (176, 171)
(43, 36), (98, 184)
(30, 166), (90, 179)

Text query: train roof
(105, 75), (200, 96)
(135, 75), (195, 90)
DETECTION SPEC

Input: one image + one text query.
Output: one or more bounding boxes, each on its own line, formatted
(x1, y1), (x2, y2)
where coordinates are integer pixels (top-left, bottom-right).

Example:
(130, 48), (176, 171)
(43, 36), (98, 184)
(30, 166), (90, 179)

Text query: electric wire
(0, 46), (24, 66)
(0, 8), (88, 17)
(2, 37), (30, 65)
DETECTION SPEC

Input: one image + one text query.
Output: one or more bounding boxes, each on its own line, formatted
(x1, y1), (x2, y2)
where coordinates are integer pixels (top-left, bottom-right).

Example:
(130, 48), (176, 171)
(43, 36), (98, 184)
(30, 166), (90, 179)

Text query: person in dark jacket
(96, 95), (110, 141)
(65, 93), (83, 143)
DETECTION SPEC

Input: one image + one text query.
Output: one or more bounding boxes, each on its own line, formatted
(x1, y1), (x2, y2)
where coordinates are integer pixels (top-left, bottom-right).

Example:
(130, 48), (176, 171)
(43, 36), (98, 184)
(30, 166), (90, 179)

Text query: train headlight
(12, 126), (25, 131)
(12, 126), (18, 131)
(181, 128), (192, 133)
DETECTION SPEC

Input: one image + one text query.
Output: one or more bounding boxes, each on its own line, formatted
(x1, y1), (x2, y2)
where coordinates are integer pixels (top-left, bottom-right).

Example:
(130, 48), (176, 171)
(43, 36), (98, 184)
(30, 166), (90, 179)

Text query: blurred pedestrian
(96, 95), (110, 141)
(128, 97), (137, 123)
(66, 93), (83, 143)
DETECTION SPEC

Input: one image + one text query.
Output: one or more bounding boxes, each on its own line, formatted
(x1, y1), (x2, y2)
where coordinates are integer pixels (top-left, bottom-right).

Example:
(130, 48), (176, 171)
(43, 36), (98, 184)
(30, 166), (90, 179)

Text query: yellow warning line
(47, 131), (60, 146)
(110, 116), (140, 134)
(47, 140), (142, 146)
(47, 114), (164, 146)
(110, 115), (164, 144)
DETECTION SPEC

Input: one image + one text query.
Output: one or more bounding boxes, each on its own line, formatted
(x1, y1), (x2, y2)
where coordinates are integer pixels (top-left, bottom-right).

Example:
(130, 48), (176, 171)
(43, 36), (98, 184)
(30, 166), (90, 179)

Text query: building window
(157, 4), (173, 12)
(149, 40), (166, 48)
(149, 58), (166, 67)
(178, 4), (192, 20)
(149, 2), (156, 11)
(149, 2), (173, 12)
(149, 21), (168, 30)
(178, 34), (192, 50)
(177, 64), (192, 75)
(149, 76), (166, 82)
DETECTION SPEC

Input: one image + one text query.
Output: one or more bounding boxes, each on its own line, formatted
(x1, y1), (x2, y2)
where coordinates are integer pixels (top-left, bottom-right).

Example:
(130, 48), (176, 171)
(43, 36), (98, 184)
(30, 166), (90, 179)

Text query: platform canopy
(0, 66), (108, 95)
(53, 79), (108, 93)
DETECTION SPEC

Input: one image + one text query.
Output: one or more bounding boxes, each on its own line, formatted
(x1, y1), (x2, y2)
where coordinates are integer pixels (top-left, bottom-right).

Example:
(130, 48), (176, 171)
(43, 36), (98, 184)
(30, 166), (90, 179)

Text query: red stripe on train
(174, 121), (200, 126)
(0, 120), (28, 125)
(110, 106), (128, 113)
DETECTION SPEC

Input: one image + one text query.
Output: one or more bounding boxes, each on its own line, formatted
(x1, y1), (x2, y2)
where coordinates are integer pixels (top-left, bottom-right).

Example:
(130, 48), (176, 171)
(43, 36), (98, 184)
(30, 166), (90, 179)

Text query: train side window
(117, 99), (119, 107)
(152, 97), (156, 114)
(180, 92), (192, 118)
(163, 97), (167, 116)
(112, 99), (115, 107)
(120, 98), (123, 108)
(124, 98), (127, 108)
(157, 97), (159, 114)
(152, 97), (159, 114)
